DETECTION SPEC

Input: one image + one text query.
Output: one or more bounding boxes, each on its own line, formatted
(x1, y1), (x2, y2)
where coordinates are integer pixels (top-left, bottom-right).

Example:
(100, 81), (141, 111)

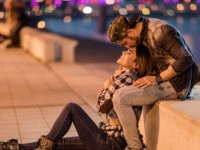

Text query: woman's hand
(103, 76), (114, 89)
(97, 88), (104, 99)
(133, 76), (157, 89)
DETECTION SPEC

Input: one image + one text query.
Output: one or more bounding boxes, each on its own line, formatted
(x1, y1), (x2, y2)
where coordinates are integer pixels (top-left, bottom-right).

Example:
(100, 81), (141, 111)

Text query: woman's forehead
(129, 47), (136, 52)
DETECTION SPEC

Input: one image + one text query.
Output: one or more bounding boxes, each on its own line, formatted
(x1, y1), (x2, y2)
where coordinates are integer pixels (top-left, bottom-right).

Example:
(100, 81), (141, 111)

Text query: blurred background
(0, 0), (199, 62)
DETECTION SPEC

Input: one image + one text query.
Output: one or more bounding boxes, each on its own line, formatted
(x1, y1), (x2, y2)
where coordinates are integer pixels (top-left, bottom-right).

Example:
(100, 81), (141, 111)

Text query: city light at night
(24, 0), (200, 17)
(0, 0), (199, 18)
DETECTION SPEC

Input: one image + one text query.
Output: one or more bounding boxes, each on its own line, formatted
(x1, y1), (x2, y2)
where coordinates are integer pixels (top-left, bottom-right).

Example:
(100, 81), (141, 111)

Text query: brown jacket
(141, 18), (200, 99)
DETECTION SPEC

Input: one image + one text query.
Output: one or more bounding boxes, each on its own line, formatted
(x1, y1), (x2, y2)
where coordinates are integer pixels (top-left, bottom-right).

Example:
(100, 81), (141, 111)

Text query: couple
(1, 44), (153, 150)
(1, 13), (200, 150)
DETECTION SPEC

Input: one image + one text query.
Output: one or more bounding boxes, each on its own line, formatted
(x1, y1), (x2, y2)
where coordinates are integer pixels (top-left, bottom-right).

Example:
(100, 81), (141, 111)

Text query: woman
(1, 45), (156, 150)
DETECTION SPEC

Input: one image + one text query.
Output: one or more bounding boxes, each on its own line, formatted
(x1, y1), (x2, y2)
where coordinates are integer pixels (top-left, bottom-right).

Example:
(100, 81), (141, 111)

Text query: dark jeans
(20, 102), (127, 150)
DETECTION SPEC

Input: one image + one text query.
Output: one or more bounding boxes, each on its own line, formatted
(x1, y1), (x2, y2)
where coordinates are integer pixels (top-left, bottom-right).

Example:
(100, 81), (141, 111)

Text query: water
(43, 16), (200, 62)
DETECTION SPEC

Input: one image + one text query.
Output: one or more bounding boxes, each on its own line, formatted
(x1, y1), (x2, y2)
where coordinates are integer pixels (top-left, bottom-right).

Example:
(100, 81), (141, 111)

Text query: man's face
(116, 26), (142, 49)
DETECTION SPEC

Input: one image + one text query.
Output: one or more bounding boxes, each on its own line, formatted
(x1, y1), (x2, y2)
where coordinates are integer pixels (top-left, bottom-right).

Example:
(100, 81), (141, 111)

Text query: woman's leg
(56, 136), (87, 150)
(112, 81), (177, 150)
(19, 142), (37, 150)
(44, 102), (107, 149)
(19, 137), (87, 150)
(30, 102), (126, 150)
(20, 102), (126, 150)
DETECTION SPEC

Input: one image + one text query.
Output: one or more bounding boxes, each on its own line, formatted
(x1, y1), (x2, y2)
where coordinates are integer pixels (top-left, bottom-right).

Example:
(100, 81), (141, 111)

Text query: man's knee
(113, 90), (126, 106)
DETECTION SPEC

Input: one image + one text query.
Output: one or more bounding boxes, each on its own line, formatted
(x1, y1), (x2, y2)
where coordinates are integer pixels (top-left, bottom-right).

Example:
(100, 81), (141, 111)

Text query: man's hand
(133, 76), (157, 89)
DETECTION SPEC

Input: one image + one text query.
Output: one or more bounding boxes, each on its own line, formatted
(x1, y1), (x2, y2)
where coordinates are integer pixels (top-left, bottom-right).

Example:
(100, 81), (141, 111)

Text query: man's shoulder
(147, 18), (177, 39)
(147, 18), (177, 32)
(148, 18), (169, 29)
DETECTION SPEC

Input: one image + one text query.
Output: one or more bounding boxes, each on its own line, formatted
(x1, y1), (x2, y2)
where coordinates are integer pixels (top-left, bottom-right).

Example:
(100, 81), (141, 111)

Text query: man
(3, 0), (29, 48)
(107, 13), (200, 150)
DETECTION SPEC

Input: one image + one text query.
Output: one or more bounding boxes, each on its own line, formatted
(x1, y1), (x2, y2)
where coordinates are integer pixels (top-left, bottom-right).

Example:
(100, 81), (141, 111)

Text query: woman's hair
(136, 44), (157, 77)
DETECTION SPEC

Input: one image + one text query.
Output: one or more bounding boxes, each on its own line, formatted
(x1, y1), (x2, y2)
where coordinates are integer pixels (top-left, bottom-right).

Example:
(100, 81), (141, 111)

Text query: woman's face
(117, 48), (138, 69)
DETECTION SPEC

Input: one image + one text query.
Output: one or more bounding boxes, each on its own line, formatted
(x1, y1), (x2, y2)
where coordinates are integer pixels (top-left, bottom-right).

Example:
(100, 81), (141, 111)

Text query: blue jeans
(20, 102), (127, 150)
(112, 81), (177, 150)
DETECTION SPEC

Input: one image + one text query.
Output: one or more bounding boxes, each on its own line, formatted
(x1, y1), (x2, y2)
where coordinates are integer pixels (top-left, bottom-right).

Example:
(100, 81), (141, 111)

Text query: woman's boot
(0, 139), (19, 150)
(34, 136), (55, 150)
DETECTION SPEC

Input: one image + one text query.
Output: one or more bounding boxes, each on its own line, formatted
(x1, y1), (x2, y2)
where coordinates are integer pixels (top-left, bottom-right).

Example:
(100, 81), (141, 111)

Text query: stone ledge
(0, 22), (78, 63)
(142, 84), (200, 150)
(20, 27), (78, 63)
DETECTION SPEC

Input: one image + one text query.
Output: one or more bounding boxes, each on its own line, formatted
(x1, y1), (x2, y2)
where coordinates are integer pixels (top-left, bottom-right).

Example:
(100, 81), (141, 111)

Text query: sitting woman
(1, 44), (157, 150)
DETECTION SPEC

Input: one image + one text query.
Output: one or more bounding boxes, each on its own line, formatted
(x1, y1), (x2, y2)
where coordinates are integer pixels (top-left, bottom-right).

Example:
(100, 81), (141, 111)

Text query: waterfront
(43, 15), (200, 62)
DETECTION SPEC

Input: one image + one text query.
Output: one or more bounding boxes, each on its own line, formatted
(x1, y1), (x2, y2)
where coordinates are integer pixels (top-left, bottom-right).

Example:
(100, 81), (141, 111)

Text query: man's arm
(134, 25), (194, 89)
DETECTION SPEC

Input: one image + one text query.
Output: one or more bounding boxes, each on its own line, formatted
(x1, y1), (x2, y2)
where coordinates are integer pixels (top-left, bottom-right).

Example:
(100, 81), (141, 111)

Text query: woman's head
(117, 44), (157, 77)
(116, 48), (137, 70)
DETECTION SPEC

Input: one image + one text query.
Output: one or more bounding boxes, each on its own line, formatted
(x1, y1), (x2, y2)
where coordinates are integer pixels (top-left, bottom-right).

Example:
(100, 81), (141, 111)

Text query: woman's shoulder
(121, 70), (138, 79)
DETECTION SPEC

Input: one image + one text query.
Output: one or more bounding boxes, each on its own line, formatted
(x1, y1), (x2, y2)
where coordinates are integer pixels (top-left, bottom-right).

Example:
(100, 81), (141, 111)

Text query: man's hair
(108, 13), (141, 42)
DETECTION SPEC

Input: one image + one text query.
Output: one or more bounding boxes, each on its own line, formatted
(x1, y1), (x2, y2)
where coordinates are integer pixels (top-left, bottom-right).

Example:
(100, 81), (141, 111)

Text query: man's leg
(112, 81), (177, 150)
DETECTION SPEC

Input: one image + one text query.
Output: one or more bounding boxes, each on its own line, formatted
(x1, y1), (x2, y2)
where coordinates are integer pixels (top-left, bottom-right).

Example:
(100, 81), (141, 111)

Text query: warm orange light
(176, 3), (185, 12)
(37, 21), (46, 29)
(190, 4), (197, 11)
(150, 4), (158, 11)
(63, 16), (72, 23)
(184, 0), (191, 3)
(126, 4), (134, 12)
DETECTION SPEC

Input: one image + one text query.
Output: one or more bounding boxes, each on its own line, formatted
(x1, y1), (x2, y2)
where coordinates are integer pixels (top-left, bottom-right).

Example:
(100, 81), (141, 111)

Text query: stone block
(142, 84), (200, 150)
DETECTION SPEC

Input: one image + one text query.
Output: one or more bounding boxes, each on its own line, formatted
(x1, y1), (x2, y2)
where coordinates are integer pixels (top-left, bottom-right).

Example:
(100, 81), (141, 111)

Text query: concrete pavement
(0, 47), (118, 144)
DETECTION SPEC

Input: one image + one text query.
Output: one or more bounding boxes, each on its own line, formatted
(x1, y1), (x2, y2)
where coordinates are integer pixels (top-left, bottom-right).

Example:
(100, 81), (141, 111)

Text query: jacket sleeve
(156, 25), (194, 75)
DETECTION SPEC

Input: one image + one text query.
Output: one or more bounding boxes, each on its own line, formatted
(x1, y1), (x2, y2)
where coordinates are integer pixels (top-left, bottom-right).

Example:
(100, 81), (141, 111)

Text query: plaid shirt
(96, 70), (138, 138)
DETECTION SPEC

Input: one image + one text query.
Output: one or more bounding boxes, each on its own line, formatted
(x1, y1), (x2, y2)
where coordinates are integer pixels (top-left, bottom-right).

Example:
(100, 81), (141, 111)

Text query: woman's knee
(64, 102), (79, 111)
(63, 102), (79, 112)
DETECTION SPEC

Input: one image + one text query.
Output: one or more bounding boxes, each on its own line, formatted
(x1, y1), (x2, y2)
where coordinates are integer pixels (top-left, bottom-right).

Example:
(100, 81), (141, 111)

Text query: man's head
(108, 13), (143, 48)
(108, 16), (130, 43)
